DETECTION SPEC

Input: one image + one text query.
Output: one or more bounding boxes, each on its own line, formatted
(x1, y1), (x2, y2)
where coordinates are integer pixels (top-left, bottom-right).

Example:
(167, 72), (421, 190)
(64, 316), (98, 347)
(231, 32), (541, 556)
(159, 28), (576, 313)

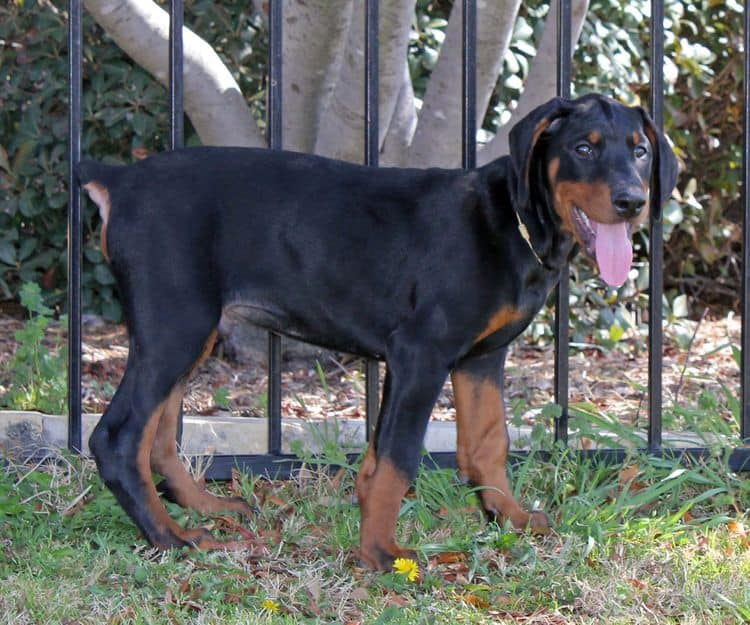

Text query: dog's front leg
(356, 334), (449, 571)
(451, 348), (549, 532)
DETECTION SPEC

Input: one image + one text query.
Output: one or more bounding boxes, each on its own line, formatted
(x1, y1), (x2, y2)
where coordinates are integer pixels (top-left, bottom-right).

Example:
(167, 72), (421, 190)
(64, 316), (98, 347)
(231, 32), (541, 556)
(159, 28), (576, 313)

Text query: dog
(77, 94), (678, 571)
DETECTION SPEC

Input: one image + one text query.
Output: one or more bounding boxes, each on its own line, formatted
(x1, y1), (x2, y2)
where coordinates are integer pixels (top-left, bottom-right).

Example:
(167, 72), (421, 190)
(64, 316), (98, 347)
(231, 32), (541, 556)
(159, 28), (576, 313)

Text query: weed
(212, 386), (231, 410)
(315, 359), (332, 401)
(1, 282), (67, 414)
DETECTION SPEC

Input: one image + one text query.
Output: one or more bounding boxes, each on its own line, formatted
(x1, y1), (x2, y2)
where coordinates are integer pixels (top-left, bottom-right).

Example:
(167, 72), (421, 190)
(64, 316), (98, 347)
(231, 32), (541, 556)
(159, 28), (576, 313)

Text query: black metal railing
(65, 0), (750, 478)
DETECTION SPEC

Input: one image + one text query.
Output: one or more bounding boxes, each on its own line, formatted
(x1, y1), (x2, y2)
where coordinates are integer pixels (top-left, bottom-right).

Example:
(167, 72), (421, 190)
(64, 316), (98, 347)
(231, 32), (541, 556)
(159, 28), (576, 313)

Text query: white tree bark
(83, 0), (265, 148)
(407, 0), (522, 168)
(478, 0), (590, 165)
(281, 0), (355, 153)
(314, 0), (417, 163)
(380, 61), (418, 166)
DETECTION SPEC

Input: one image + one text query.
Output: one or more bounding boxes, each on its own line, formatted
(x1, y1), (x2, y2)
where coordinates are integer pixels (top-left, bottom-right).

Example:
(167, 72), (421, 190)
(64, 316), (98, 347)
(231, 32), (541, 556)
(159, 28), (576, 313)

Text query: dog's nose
(612, 189), (647, 219)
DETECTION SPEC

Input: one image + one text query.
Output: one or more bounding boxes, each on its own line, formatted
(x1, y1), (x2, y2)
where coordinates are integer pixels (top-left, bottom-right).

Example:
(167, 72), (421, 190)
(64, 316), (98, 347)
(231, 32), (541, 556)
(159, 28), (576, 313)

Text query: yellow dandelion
(261, 598), (280, 613)
(393, 557), (420, 582)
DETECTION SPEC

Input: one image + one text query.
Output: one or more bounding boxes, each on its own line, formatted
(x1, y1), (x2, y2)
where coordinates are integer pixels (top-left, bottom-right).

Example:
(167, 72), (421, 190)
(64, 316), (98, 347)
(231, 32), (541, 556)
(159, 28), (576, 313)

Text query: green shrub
(0, 0), (266, 321)
(2, 282), (67, 414)
(0, 0), (741, 327)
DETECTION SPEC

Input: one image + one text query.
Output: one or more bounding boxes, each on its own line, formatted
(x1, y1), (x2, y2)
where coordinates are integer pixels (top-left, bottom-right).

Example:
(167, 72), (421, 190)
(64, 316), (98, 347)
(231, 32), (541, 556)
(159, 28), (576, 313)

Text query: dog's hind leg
(149, 331), (254, 519)
(89, 306), (248, 550)
(451, 348), (549, 533)
(89, 360), (215, 549)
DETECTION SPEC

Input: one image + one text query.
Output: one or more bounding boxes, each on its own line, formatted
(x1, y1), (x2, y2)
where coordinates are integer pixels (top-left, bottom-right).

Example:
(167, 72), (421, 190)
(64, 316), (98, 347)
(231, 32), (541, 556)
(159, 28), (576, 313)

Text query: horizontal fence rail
(60, 0), (750, 479)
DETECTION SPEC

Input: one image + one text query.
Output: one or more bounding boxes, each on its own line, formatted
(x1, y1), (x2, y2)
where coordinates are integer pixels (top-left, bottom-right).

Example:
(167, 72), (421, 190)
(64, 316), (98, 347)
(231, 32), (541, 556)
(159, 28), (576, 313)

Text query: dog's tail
(76, 160), (122, 261)
(76, 160), (124, 221)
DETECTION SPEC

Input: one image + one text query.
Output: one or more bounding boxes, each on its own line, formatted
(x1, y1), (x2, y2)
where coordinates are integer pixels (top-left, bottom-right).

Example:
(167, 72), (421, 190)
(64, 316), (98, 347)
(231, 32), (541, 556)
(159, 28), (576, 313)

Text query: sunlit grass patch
(2, 439), (750, 624)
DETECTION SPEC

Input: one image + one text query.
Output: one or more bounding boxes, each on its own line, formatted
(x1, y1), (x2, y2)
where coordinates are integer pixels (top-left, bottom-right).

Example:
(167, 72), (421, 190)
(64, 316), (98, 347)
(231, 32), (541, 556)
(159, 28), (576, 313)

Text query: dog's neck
(479, 156), (576, 282)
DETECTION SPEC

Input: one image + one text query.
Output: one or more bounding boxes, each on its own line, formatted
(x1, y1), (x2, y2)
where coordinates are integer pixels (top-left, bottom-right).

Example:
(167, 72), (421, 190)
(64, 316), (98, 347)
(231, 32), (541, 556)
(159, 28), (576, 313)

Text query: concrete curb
(0, 411), (472, 456)
(0, 411), (710, 459)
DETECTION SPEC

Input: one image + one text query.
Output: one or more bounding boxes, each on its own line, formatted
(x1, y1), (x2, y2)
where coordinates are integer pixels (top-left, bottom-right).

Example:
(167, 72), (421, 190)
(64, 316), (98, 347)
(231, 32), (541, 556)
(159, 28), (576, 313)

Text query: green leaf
(609, 323), (625, 342)
(0, 240), (16, 266)
(541, 403), (563, 420)
(93, 264), (116, 285)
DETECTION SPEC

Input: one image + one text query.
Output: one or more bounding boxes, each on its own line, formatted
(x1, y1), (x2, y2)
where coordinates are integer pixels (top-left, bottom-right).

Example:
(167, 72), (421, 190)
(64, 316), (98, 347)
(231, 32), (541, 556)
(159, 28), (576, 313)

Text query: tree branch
(407, 0), (522, 168)
(314, 0), (416, 162)
(478, 0), (590, 165)
(381, 61), (418, 166)
(84, 0), (264, 148)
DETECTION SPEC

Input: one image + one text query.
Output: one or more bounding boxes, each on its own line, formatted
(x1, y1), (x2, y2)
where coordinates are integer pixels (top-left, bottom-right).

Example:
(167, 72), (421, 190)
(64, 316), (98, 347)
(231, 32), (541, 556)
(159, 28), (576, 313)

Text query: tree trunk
(314, 0), (417, 163)
(84, 0), (265, 148)
(478, 0), (590, 165)
(281, 0), (355, 153)
(407, 0), (522, 168)
(380, 61), (418, 166)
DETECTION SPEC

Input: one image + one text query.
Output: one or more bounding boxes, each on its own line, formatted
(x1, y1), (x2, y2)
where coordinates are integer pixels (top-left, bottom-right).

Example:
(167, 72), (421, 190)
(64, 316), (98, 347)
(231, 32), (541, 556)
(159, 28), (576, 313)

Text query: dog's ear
(637, 107), (679, 206)
(508, 97), (573, 208)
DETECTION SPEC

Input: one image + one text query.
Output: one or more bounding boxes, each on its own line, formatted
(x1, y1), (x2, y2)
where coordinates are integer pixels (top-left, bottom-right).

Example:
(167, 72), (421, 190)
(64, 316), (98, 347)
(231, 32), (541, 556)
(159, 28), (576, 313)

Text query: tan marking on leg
(136, 397), (210, 548)
(451, 371), (548, 532)
(358, 456), (415, 570)
(188, 329), (218, 377)
(355, 444), (378, 506)
(150, 382), (252, 517)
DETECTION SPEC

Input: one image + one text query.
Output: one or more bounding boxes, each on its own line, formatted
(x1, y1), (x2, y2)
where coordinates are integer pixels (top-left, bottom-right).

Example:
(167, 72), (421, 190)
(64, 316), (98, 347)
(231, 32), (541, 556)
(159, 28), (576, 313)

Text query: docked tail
(76, 160), (122, 260)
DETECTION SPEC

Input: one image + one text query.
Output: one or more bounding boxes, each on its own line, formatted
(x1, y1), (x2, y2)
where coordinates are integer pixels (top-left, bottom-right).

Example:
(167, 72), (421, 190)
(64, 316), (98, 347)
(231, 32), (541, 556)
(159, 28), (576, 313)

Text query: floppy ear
(508, 96), (573, 208)
(637, 107), (679, 206)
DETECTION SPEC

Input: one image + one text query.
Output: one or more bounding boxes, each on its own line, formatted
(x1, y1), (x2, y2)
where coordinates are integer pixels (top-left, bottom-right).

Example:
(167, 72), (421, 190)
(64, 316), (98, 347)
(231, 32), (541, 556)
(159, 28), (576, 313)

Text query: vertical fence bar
(461, 0), (476, 170)
(648, 0), (664, 450)
(169, 0), (184, 150)
(67, 0), (83, 453)
(267, 0), (283, 455)
(742, 0), (750, 442)
(364, 0), (380, 440)
(553, 0), (572, 445)
(168, 0), (185, 443)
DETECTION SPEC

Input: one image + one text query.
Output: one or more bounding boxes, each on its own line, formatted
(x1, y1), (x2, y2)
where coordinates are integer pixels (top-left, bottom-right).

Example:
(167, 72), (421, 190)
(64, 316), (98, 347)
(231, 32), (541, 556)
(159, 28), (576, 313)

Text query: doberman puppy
(77, 94), (678, 571)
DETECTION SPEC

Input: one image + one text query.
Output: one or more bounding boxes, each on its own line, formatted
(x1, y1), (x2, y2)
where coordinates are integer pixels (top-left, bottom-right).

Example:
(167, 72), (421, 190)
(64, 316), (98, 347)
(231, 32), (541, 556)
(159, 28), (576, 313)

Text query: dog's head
(509, 94), (679, 286)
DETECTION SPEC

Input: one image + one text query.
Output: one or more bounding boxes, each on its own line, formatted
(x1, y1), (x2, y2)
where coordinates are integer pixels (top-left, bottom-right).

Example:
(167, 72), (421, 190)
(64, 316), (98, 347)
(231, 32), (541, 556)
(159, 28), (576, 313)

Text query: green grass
(2, 447), (750, 624)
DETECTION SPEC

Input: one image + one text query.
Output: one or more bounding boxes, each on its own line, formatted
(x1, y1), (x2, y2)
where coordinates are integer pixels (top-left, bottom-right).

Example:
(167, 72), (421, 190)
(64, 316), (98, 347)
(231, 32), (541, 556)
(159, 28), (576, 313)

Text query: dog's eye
(634, 144), (648, 159)
(574, 143), (594, 158)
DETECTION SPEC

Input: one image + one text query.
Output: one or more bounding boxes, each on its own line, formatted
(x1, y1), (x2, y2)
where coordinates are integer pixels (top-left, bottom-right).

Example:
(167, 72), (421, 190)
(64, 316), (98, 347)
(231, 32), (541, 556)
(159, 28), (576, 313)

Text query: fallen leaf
(214, 515), (258, 541)
(457, 593), (490, 609)
(619, 464), (639, 487)
(349, 587), (369, 602)
(728, 520), (746, 536)
(431, 551), (466, 565)
(384, 594), (409, 607)
(230, 468), (244, 498)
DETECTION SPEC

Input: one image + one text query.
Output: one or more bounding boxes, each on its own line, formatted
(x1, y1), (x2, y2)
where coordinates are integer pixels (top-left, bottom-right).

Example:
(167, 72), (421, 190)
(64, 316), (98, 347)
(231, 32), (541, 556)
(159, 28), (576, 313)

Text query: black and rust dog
(77, 94), (678, 570)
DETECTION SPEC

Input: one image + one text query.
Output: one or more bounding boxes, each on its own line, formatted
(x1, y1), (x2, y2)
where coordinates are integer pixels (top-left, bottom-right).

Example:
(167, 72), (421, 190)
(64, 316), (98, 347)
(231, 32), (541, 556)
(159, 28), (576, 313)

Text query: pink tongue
(595, 222), (632, 287)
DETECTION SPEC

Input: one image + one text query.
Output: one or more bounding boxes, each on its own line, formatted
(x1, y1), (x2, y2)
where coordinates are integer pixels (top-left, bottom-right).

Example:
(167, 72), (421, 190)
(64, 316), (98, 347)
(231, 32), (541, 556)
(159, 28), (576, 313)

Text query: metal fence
(66, 0), (750, 479)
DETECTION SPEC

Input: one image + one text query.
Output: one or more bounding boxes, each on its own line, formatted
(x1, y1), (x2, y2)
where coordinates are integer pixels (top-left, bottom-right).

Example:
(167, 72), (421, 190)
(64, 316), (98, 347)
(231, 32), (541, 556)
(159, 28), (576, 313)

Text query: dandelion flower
(393, 557), (420, 582)
(261, 598), (281, 613)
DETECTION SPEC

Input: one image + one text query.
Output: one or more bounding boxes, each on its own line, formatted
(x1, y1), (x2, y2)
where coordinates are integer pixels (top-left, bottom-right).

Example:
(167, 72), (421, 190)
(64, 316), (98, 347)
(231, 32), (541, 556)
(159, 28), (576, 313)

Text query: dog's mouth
(572, 206), (633, 287)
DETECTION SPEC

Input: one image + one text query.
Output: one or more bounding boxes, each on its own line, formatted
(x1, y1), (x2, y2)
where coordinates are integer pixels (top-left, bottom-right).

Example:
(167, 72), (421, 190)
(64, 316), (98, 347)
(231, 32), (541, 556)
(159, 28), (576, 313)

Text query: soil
(0, 310), (741, 428)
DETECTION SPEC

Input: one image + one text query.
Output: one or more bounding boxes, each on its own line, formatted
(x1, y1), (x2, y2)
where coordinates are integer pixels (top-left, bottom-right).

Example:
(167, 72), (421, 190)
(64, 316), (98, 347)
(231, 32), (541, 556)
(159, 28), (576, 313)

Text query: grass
(2, 445), (750, 624)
